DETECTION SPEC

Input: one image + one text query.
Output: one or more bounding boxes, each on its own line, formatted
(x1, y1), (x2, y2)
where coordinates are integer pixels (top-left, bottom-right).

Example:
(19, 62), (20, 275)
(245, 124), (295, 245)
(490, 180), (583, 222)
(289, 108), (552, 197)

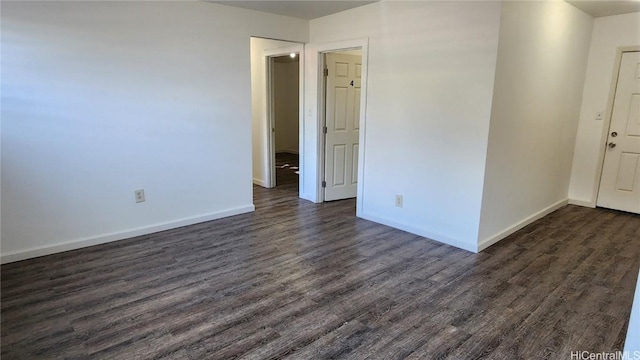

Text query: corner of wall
(478, 198), (568, 252)
(478, 0), (593, 250)
(358, 211), (480, 253)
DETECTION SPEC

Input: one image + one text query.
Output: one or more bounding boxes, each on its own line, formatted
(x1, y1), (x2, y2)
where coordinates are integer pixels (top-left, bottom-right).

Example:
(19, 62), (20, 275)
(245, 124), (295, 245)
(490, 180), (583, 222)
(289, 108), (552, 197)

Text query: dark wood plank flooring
(275, 152), (299, 188)
(2, 186), (639, 359)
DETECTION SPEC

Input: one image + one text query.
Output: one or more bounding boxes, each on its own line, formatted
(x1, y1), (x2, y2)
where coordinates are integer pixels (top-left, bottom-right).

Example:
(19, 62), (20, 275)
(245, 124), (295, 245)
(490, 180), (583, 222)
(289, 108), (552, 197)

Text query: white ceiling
(566, 1), (640, 17)
(211, 0), (377, 20)
(212, 0), (640, 21)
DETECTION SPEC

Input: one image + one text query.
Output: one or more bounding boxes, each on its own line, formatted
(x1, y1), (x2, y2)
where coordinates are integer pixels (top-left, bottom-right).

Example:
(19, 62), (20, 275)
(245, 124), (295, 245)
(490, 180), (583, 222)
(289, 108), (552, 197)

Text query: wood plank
(1, 185), (638, 359)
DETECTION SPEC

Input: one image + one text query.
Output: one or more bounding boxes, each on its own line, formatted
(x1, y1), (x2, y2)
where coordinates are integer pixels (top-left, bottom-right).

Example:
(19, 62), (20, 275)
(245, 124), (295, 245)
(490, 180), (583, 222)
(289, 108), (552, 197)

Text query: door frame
(592, 46), (640, 207)
(321, 51), (362, 202)
(305, 38), (369, 212)
(263, 45), (304, 188)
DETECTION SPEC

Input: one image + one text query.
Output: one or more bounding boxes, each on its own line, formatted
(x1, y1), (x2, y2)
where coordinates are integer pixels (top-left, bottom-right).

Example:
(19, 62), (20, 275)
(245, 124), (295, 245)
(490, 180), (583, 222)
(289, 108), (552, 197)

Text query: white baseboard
(358, 211), (478, 253)
(568, 198), (595, 208)
(477, 198), (568, 252)
(253, 178), (267, 187)
(1, 205), (255, 264)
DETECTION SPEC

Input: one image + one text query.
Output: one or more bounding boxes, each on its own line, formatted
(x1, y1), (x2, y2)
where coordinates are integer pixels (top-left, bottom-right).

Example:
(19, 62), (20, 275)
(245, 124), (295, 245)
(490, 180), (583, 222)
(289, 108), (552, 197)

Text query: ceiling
(211, 0), (377, 20)
(566, 1), (640, 17)
(212, 0), (640, 20)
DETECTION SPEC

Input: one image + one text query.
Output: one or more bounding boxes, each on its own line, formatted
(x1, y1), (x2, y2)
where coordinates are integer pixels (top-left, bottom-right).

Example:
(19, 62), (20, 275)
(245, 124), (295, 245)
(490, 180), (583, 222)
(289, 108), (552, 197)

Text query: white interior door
(324, 53), (361, 201)
(597, 51), (640, 214)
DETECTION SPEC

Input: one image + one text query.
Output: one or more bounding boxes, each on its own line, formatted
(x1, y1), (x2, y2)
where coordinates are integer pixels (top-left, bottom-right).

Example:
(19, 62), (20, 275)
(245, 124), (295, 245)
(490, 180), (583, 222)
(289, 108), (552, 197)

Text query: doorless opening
(249, 37), (304, 194)
(270, 54), (301, 191)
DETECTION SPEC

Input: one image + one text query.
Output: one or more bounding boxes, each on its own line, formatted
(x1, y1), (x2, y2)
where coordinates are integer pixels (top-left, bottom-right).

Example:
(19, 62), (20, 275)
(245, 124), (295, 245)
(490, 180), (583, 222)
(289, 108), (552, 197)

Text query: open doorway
(270, 54), (300, 192)
(249, 37), (303, 193)
(320, 49), (363, 201)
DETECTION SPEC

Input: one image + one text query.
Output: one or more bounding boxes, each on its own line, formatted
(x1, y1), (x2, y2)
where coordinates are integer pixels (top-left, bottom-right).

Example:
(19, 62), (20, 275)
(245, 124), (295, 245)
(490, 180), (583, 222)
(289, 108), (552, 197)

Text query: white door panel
(597, 51), (640, 214)
(324, 53), (361, 201)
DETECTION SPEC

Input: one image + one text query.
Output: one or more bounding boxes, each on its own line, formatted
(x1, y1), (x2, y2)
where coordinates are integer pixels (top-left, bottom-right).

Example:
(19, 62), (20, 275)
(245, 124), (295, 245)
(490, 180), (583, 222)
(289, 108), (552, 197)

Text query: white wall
(308, 1), (502, 251)
(250, 38), (302, 187)
(274, 60), (300, 154)
(478, 1), (593, 247)
(1, 1), (308, 262)
(625, 270), (640, 354)
(569, 12), (640, 206)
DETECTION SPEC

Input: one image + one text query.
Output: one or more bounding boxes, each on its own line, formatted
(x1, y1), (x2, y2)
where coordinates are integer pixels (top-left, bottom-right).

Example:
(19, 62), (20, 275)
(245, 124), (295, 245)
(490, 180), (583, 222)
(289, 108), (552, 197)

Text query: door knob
(608, 142), (616, 149)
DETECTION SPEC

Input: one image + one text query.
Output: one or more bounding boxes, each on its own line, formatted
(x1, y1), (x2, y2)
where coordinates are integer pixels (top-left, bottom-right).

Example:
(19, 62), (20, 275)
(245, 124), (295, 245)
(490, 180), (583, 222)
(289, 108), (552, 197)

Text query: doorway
(270, 54), (301, 191)
(597, 50), (640, 214)
(249, 37), (303, 192)
(321, 49), (363, 201)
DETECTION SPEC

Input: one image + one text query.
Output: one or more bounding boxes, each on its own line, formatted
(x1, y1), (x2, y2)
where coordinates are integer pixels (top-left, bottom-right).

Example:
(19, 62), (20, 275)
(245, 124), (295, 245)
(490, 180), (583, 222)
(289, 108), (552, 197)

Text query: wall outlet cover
(135, 189), (145, 203)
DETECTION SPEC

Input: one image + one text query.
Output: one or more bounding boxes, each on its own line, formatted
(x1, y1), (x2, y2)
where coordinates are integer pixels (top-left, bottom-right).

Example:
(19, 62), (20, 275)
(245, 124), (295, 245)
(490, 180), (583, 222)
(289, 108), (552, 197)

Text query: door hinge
(322, 181), (327, 188)
(323, 126), (328, 134)
(324, 68), (328, 76)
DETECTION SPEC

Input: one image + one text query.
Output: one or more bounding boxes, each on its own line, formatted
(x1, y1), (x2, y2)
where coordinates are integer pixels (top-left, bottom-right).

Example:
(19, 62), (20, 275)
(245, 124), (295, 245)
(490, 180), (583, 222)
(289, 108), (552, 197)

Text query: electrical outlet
(134, 189), (145, 203)
(395, 195), (403, 208)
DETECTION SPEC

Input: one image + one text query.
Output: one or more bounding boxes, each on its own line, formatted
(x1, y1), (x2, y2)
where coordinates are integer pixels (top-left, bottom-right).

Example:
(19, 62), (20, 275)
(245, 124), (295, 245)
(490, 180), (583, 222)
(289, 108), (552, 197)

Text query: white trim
(0, 205), (255, 264)
(591, 46), (640, 208)
(477, 198), (568, 252)
(359, 211), (478, 253)
(253, 178), (267, 187)
(568, 198), (594, 208)
(267, 56), (276, 188)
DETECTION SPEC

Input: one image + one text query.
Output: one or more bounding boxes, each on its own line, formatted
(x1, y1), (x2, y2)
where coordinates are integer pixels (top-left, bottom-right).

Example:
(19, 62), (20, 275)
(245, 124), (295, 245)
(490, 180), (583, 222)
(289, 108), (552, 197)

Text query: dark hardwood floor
(2, 184), (639, 359)
(275, 152), (299, 188)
